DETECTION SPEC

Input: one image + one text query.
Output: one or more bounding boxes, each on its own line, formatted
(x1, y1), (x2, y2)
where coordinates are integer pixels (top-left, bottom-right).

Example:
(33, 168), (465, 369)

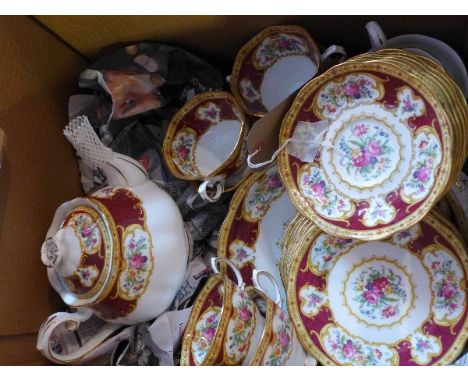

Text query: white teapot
(37, 116), (190, 363)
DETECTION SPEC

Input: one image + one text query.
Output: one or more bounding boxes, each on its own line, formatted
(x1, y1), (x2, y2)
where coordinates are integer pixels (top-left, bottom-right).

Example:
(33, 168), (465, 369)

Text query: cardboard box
(0, 15), (466, 365)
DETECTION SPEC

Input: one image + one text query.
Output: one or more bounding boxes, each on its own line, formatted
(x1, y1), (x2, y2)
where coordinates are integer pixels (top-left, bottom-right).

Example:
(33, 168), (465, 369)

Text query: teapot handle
(36, 308), (121, 364)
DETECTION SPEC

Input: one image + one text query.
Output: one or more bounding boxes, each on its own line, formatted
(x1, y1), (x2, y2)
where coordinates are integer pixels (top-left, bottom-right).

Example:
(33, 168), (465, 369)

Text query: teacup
(163, 91), (250, 203)
(231, 25), (346, 116)
(366, 20), (468, 97)
(248, 271), (314, 366)
(181, 258), (266, 365)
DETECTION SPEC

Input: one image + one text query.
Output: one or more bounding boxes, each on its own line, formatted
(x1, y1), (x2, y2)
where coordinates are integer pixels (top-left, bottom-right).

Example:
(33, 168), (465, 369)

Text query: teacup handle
(198, 178), (224, 202)
(252, 269), (281, 306)
(36, 308), (121, 364)
(210, 257), (244, 289)
(365, 21), (387, 50)
(320, 45), (347, 66)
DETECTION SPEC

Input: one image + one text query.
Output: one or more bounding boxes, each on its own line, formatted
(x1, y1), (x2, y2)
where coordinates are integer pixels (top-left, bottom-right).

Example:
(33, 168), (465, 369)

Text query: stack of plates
(279, 49), (468, 240)
(280, 212), (468, 365)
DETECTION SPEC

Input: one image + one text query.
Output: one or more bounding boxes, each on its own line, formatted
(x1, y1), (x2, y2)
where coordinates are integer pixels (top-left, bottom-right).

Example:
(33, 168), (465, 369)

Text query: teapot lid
(41, 199), (116, 307)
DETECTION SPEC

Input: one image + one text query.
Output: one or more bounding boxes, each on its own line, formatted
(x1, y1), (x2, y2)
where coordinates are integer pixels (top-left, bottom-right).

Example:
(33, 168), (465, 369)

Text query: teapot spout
(64, 116), (148, 188)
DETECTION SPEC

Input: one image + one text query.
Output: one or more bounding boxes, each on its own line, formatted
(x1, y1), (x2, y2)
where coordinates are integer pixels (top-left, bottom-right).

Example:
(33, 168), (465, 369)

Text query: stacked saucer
(278, 49), (468, 240)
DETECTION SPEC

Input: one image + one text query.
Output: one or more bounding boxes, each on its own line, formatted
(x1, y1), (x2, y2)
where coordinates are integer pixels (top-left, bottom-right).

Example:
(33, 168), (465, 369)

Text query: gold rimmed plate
(279, 57), (453, 240)
(284, 212), (468, 365)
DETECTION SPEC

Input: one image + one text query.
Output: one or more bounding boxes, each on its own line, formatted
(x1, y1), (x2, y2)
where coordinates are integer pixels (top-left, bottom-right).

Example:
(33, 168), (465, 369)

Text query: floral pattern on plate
(409, 332), (441, 365)
(68, 213), (100, 254)
(119, 226), (153, 299)
(228, 239), (256, 268)
(391, 224), (421, 247)
(239, 78), (262, 104)
(243, 166), (284, 222)
(225, 289), (256, 364)
(254, 33), (308, 70)
(192, 306), (222, 365)
(397, 87), (425, 120)
(322, 325), (396, 365)
(350, 263), (409, 322)
(197, 102), (221, 124)
(299, 165), (353, 219)
(171, 128), (200, 177)
(401, 128), (442, 203)
(263, 307), (292, 366)
(299, 285), (328, 317)
(423, 248), (465, 324)
(309, 234), (355, 275)
(337, 122), (396, 184)
(75, 265), (99, 288)
(315, 74), (383, 119)
(362, 196), (396, 227)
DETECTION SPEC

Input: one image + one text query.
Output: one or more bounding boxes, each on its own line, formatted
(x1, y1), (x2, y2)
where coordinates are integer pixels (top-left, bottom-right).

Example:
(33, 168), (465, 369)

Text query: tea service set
(37, 21), (468, 366)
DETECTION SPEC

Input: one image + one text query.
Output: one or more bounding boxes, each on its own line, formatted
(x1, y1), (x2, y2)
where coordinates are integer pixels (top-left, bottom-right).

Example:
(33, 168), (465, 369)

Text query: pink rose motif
(203, 327), (216, 342)
(311, 181), (326, 198)
(359, 79), (368, 86)
(178, 146), (190, 161)
(364, 141), (381, 158)
(81, 224), (93, 238)
(326, 104), (337, 113)
(267, 175), (282, 189)
(277, 38), (292, 49)
(419, 140), (428, 149)
(372, 277), (389, 291)
(375, 349), (382, 359)
(352, 154), (370, 168)
(364, 290), (379, 305)
(81, 270), (90, 280)
(278, 331), (290, 347)
(343, 340), (357, 359)
(206, 109), (218, 119)
(344, 82), (360, 98)
(128, 239), (136, 250)
(441, 283), (456, 299)
(382, 306), (396, 318)
(404, 98), (414, 111)
(335, 87), (343, 96)
(130, 253), (147, 269)
(239, 307), (252, 322)
(449, 303), (458, 311)
(415, 166), (430, 182)
(431, 261), (440, 270)
(353, 124), (368, 137)
(206, 314), (216, 324)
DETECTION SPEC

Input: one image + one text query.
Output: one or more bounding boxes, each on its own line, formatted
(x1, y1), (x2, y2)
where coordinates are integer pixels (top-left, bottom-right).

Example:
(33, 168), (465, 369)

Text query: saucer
(231, 25), (321, 117)
(284, 213), (468, 365)
(279, 58), (453, 240)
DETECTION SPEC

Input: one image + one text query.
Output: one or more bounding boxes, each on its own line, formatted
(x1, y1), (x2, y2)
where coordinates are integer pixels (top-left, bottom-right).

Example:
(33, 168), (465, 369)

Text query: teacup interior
(195, 120), (242, 176)
(260, 55), (317, 111)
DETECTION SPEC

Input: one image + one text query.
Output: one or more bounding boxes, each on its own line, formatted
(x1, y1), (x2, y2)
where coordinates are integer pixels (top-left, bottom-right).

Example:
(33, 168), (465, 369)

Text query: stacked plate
(280, 212), (468, 365)
(278, 49), (468, 240)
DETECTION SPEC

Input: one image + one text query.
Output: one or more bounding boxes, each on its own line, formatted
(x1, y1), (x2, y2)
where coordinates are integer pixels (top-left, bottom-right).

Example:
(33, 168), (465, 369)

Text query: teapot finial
(41, 237), (62, 268)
